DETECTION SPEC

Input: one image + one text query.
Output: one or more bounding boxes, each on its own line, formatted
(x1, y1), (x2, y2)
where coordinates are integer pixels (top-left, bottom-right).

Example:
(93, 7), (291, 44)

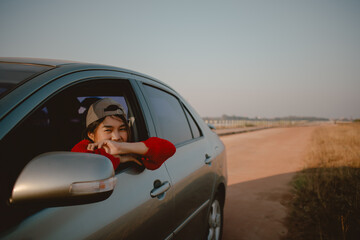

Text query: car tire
(205, 194), (224, 240)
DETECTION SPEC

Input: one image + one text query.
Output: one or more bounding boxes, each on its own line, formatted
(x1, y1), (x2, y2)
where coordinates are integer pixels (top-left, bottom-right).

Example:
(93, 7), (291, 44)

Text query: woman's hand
(87, 140), (144, 166)
(118, 154), (142, 166)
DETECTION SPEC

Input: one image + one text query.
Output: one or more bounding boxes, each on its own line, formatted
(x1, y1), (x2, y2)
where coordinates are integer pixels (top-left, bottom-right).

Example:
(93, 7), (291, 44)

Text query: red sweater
(71, 137), (176, 170)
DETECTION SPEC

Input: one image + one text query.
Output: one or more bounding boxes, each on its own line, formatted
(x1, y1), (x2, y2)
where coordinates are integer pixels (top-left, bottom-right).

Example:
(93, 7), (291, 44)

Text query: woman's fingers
(87, 143), (96, 151)
(97, 141), (106, 149)
(87, 141), (104, 151)
(103, 144), (111, 154)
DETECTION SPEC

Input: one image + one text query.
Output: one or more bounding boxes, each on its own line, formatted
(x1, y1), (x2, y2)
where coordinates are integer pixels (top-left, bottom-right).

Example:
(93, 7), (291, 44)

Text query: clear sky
(1, 0), (359, 119)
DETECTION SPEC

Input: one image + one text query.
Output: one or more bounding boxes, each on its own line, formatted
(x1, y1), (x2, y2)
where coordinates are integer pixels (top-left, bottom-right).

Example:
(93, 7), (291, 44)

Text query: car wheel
(206, 195), (223, 240)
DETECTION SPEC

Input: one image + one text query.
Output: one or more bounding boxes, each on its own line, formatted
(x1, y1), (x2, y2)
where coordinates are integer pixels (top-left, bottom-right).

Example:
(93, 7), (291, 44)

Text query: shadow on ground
(222, 172), (296, 240)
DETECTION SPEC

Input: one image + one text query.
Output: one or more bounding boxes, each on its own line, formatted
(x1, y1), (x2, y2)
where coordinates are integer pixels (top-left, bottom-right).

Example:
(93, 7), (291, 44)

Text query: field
(284, 123), (360, 240)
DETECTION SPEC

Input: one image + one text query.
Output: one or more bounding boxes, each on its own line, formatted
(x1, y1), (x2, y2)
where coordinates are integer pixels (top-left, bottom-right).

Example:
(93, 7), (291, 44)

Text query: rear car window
(142, 84), (193, 145)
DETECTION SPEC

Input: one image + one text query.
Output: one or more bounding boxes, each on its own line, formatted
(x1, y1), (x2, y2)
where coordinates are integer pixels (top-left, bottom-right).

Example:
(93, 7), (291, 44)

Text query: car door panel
(87, 166), (174, 240)
(165, 138), (216, 239)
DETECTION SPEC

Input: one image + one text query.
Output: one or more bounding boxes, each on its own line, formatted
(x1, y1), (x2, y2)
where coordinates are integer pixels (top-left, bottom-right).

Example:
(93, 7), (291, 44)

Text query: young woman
(71, 98), (176, 170)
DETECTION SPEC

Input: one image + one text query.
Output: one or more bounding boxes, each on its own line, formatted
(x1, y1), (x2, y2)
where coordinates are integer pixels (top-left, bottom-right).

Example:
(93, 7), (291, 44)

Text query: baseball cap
(86, 98), (126, 127)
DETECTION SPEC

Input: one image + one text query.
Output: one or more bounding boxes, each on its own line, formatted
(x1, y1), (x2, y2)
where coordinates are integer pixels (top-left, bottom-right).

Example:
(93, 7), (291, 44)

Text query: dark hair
(82, 114), (132, 142)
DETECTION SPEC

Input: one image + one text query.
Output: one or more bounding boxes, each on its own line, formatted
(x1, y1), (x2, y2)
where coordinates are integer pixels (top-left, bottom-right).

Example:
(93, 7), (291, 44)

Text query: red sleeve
(71, 140), (120, 170)
(140, 137), (176, 170)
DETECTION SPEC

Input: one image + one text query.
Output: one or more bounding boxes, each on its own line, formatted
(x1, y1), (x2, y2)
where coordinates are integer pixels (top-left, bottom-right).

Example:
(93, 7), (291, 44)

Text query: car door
(139, 82), (217, 239)
(0, 71), (175, 240)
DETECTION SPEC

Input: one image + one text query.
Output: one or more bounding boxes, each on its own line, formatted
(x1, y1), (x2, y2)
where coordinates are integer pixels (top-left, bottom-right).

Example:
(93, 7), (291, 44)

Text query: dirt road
(220, 126), (316, 240)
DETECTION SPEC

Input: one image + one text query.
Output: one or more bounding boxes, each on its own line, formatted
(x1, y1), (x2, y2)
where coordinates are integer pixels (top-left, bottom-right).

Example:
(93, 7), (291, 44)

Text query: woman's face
(88, 116), (128, 143)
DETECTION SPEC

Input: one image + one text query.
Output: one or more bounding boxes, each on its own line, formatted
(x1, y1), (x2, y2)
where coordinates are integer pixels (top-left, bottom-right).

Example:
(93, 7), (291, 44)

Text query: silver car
(0, 58), (227, 240)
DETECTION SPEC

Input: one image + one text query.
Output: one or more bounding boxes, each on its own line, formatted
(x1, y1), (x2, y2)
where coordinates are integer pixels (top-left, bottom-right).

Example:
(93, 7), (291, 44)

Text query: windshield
(0, 62), (54, 99)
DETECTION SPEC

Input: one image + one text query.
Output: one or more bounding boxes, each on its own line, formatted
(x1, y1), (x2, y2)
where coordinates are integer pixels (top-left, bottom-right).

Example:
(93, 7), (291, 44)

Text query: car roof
(0, 57), (177, 119)
(0, 57), (141, 73)
(0, 57), (81, 67)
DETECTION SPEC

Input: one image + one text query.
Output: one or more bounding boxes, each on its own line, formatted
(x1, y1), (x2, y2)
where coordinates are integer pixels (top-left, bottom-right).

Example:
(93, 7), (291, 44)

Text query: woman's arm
(87, 141), (149, 155)
(86, 137), (176, 170)
(71, 139), (121, 170)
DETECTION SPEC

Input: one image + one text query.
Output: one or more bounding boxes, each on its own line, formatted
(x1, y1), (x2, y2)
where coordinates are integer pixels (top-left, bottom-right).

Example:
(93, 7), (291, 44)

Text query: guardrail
(204, 119), (309, 129)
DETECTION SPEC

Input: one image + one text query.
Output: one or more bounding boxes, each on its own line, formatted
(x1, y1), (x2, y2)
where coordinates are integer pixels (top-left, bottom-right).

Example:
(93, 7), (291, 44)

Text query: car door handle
(150, 181), (171, 198)
(205, 153), (212, 165)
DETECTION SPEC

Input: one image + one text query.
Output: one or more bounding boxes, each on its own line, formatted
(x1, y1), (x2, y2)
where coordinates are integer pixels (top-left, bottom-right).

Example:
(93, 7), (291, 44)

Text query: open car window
(0, 79), (147, 212)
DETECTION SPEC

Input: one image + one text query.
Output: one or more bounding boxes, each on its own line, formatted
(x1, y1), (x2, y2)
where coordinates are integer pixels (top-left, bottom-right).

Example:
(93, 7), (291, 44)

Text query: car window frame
(0, 71), (139, 138)
(135, 80), (204, 148)
(181, 102), (203, 139)
(0, 72), (154, 183)
(4, 77), (147, 139)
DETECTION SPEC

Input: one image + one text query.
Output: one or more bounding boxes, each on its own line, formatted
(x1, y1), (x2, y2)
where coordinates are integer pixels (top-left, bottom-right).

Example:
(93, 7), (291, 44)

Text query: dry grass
(284, 123), (360, 240)
(306, 123), (360, 168)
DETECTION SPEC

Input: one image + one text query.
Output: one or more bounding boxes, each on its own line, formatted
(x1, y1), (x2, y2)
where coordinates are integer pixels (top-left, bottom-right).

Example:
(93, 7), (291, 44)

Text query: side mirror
(10, 152), (116, 207)
(208, 123), (216, 130)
